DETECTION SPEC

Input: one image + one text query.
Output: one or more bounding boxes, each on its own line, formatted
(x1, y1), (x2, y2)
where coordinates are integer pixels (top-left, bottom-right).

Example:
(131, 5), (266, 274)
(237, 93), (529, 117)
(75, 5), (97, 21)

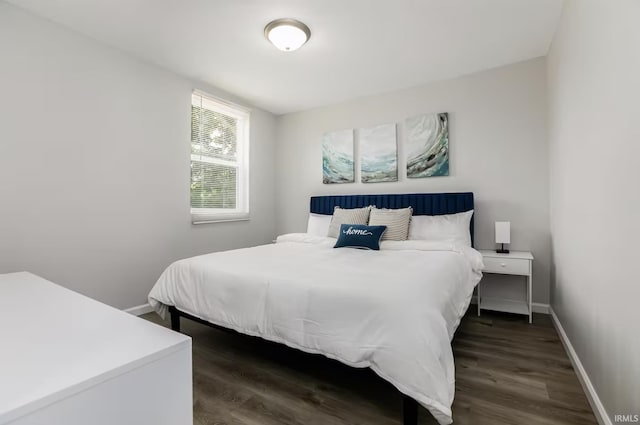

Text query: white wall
(276, 58), (551, 304)
(547, 0), (640, 420)
(0, 3), (277, 309)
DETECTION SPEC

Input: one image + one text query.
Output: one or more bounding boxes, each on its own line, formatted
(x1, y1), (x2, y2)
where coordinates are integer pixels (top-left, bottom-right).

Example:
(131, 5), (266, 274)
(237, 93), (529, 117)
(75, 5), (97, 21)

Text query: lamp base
(496, 243), (510, 254)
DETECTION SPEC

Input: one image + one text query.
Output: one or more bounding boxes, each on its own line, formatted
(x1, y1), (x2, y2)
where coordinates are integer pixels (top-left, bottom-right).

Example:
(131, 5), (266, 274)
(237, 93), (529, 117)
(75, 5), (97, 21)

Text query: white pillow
(307, 213), (332, 237)
(408, 210), (474, 246)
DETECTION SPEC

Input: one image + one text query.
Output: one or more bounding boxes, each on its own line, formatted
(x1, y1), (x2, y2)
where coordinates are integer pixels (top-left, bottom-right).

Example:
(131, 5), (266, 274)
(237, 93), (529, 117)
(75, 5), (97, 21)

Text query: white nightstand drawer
(483, 256), (530, 275)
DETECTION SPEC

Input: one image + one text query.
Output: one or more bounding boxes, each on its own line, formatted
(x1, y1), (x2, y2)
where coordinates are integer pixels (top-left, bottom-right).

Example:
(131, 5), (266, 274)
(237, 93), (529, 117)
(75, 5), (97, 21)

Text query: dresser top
(478, 249), (534, 260)
(0, 272), (190, 423)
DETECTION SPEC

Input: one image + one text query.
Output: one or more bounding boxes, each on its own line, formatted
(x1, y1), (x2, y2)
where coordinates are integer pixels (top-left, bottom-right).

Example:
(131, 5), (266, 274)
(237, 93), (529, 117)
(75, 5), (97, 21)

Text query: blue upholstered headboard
(310, 192), (475, 247)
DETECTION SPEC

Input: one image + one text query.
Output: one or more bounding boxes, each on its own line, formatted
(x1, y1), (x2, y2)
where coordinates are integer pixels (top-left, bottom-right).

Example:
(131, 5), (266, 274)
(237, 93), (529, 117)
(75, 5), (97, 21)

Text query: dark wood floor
(143, 309), (597, 425)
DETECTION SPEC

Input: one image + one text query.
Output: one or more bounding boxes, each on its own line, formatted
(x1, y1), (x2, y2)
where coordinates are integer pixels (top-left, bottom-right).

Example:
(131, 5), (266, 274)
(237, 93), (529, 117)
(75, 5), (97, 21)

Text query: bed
(148, 192), (482, 425)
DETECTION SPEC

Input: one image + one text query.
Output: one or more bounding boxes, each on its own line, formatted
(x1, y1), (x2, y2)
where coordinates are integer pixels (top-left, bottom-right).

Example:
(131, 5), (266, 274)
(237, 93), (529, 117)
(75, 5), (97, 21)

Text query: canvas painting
(406, 112), (449, 178)
(322, 129), (355, 184)
(360, 123), (398, 183)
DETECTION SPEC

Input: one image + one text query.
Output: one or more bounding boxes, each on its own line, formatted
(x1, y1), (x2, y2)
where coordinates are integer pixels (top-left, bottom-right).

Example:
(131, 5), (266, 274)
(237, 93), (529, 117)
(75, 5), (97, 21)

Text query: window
(190, 91), (250, 223)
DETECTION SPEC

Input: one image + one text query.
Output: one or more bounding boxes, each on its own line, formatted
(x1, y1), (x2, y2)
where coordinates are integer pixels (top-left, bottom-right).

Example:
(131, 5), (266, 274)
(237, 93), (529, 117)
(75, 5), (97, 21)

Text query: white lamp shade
(495, 221), (511, 244)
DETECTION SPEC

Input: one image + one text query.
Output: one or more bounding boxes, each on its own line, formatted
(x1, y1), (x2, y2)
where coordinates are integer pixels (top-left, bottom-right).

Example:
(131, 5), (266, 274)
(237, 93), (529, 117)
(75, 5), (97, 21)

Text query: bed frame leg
(169, 307), (181, 333)
(403, 395), (418, 425)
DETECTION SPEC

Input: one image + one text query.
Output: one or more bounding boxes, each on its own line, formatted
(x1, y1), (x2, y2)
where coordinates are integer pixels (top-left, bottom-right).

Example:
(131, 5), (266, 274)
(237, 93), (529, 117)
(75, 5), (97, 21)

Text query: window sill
(191, 212), (250, 225)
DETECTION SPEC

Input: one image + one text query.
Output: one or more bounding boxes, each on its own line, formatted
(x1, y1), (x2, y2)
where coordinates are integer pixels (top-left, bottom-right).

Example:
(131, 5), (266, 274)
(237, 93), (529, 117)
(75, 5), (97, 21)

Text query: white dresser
(0, 272), (192, 425)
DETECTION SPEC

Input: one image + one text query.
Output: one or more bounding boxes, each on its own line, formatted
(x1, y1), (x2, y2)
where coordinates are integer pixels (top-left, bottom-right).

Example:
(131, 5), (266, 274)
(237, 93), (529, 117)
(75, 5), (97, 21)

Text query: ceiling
(7, 0), (564, 115)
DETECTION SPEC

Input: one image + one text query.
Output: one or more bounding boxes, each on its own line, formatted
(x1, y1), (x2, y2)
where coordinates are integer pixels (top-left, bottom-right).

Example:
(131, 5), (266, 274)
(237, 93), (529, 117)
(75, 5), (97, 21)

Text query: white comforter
(148, 233), (483, 424)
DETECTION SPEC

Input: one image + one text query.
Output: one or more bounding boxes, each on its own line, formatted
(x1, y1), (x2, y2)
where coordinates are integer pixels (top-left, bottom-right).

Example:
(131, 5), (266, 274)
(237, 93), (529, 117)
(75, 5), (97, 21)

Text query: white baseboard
(532, 302), (550, 314)
(123, 303), (153, 316)
(550, 308), (611, 425)
(470, 296), (550, 314)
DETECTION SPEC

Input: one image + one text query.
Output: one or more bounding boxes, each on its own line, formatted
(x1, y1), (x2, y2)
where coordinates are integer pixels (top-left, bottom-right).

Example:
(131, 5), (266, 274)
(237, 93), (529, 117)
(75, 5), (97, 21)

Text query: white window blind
(190, 91), (250, 223)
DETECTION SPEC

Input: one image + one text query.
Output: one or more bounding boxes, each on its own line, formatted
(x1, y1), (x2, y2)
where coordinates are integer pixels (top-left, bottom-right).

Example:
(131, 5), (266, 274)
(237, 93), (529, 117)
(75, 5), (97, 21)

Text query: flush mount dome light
(264, 18), (311, 52)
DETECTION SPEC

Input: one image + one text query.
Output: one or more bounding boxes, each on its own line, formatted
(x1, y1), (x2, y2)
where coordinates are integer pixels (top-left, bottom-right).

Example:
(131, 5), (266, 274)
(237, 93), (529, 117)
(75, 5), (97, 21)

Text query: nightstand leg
(477, 282), (481, 316)
(528, 272), (533, 324)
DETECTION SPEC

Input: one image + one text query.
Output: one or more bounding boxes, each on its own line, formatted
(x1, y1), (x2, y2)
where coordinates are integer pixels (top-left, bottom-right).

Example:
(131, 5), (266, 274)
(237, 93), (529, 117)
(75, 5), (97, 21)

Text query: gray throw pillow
(328, 206), (372, 238)
(368, 207), (413, 241)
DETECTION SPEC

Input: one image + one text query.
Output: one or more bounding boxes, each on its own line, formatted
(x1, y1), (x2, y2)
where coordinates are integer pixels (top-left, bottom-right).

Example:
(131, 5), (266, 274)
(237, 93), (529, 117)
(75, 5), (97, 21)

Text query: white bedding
(148, 233), (483, 424)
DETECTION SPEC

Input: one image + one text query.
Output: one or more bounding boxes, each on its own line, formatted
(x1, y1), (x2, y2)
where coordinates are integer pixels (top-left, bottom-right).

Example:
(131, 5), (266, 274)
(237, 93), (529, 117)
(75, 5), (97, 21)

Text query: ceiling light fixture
(264, 18), (311, 52)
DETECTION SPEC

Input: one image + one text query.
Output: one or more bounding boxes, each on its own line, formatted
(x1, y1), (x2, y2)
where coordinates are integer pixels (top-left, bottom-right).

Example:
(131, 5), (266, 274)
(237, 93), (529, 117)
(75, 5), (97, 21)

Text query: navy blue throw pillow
(334, 224), (387, 250)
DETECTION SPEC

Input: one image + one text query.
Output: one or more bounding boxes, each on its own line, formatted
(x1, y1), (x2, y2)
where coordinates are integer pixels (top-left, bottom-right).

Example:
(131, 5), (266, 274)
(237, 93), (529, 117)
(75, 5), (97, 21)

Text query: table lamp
(495, 221), (510, 254)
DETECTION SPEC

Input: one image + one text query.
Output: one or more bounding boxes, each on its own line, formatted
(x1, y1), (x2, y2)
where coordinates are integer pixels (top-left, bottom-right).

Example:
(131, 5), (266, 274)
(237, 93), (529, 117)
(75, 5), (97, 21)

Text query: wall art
(406, 112), (449, 178)
(360, 123), (398, 183)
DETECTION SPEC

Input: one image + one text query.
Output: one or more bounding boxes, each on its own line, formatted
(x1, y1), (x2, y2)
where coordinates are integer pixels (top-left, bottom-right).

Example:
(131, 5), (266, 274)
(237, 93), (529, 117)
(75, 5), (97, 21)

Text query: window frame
(190, 90), (250, 224)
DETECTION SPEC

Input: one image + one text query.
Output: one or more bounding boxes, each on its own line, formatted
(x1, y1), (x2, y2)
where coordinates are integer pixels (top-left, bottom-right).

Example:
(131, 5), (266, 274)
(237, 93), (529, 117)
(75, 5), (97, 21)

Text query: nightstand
(478, 250), (534, 323)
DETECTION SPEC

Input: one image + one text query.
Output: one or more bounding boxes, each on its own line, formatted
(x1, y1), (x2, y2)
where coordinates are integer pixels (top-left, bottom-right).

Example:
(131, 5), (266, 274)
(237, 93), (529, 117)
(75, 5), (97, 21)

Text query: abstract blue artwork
(322, 129), (354, 184)
(360, 123), (398, 183)
(406, 112), (449, 178)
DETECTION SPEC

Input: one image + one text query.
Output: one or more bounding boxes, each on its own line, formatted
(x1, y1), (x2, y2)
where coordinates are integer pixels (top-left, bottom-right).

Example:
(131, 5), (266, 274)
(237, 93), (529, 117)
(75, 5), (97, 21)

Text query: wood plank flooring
(142, 310), (597, 425)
